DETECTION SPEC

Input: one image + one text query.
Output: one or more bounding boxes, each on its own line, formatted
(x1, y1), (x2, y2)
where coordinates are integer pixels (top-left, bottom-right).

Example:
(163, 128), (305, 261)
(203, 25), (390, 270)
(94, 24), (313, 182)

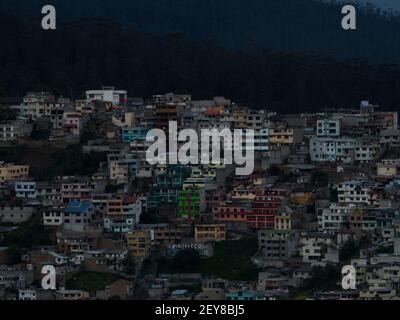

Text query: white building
(318, 203), (352, 232)
(85, 87), (127, 106)
(63, 112), (81, 136)
(299, 233), (337, 266)
(0, 121), (23, 141)
(242, 128), (269, 152)
(43, 206), (64, 227)
(337, 180), (376, 206)
(310, 137), (356, 163)
(15, 92), (71, 129)
(316, 119), (340, 137)
(15, 181), (37, 199)
(19, 289), (37, 300)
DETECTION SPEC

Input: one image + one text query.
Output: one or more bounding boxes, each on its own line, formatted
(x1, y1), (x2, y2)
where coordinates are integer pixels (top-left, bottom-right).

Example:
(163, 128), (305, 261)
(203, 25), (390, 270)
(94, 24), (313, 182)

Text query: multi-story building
(15, 181), (37, 199)
(43, 206), (64, 227)
(247, 188), (287, 230)
(274, 214), (292, 231)
(380, 129), (400, 147)
(213, 201), (251, 231)
(269, 125), (294, 146)
(15, 92), (70, 129)
(377, 159), (400, 178)
(242, 128), (269, 152)
(61, 179), (93, 203)
(299, 232), (338, 265)
(147, 165), (190, 210)
(309, 137), (356, 163)
(85, 87), (127, 106)
(56, 230), (100, 254)
(337, 180), (379, 207)
(104, 196), (142, 233)
(63, 112), (81, 136)
(0, 163), (29, 182)
(0, 120), (24, 141)
(310, 137), (380, 163)
(0, 206), (34, 224)
(195, 224), (226, 243)
(318, 203), (352, 232)
(177, 189), (205, 219)
(121, 127), (149, 143)
(316, 118), (340, 137)
(233, 108), (248, 129)
(258, 230), (298, 261)
(126, 229), (152, 258)
(109, 160), (129, 184)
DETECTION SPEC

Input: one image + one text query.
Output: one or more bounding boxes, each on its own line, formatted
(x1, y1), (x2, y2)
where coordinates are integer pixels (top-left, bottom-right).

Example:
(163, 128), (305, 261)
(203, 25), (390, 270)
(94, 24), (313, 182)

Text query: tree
(302, 265), (341, 292)
(7, 245), (23, 265)
(171, 249), (201, 272)
(122, 255), (137, 275)
(311, 171), (329, 187)
(339, 238), (359, 263)
(0, 105), (17, 121)
(30, 123), (50, 140)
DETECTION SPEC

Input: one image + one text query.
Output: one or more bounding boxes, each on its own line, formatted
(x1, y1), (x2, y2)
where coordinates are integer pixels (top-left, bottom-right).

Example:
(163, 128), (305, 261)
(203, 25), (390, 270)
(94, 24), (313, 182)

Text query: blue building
(15, 181), (37, 199)
(121, 127), (149, 143)
(63, 200), (93, 232)
(225, 289), (263, 301)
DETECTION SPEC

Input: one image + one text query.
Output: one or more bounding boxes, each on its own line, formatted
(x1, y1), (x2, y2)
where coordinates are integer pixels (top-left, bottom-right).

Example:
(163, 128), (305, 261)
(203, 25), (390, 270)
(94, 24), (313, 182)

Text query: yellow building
(377, 160), (399, 178)
(233, 108), (248, 129)
(109, 161), (128, 183)
(269, 125), (294, 145)
(230, 186), (256, 201)
(56, 290), (89, 300)
(195, 224), (226, 243)
(290, 191), (313, 205)
(153, 227), (183, 246)
(0, 163), (29, 181)
(127, 230), (152, 257)
(274, 215), (291, 231)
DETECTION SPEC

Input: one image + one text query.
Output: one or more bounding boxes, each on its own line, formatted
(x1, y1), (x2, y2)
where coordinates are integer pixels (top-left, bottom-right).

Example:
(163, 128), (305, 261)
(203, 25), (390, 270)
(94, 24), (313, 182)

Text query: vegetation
(0, 145), (28, 163)
(6, 245), (23, 265)
(105, 184), (125, 194)
(122, 255), (137, 275)
(294, 264), (341, 298)
(44, 145), (107, 179)
(171, 249), (201, 273)
(311, 171), (329, 188)
(0, 7), (400, 113)
(30, 123), (50, 140)
(3, 0), (400, 63)
(339, 238), (360, 263)
(158, 237), (259, 281)
(66, 272), (122, 294)
(0, 105), (17, 121)
(1, 214), (53, 248)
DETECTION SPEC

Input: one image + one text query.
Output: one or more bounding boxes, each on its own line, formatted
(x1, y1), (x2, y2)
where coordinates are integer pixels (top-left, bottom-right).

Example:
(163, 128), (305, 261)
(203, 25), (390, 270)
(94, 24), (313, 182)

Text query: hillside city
(0, 88), (400, 300)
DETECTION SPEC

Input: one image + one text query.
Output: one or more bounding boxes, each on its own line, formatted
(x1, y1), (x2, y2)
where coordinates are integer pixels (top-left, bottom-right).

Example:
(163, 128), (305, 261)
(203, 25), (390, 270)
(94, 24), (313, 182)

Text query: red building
(247, 188), (287, 230)
(213, 201), (251, 231)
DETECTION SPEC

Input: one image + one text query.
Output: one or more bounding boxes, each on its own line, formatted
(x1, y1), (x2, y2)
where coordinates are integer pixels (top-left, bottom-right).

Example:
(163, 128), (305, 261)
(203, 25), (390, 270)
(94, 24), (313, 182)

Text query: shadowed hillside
(1, 0), (400, 63)
(0, 12), (400, 112)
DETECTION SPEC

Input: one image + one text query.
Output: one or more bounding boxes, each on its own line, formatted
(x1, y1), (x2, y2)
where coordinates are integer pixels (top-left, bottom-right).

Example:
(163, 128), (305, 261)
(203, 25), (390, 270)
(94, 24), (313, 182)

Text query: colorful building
(121, 126), (149, 143)
(247, 188), (287, 230)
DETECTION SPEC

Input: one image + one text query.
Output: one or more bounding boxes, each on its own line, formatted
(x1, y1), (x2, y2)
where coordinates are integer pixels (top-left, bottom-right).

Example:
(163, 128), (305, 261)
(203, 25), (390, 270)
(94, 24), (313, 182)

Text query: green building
(177, 189), (203, 218)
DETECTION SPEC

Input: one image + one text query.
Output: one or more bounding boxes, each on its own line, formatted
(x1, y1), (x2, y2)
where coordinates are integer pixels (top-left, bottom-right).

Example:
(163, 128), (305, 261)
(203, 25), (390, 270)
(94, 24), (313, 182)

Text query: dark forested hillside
(1, 0), (400, 63)
(0, 12), (400, 112)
